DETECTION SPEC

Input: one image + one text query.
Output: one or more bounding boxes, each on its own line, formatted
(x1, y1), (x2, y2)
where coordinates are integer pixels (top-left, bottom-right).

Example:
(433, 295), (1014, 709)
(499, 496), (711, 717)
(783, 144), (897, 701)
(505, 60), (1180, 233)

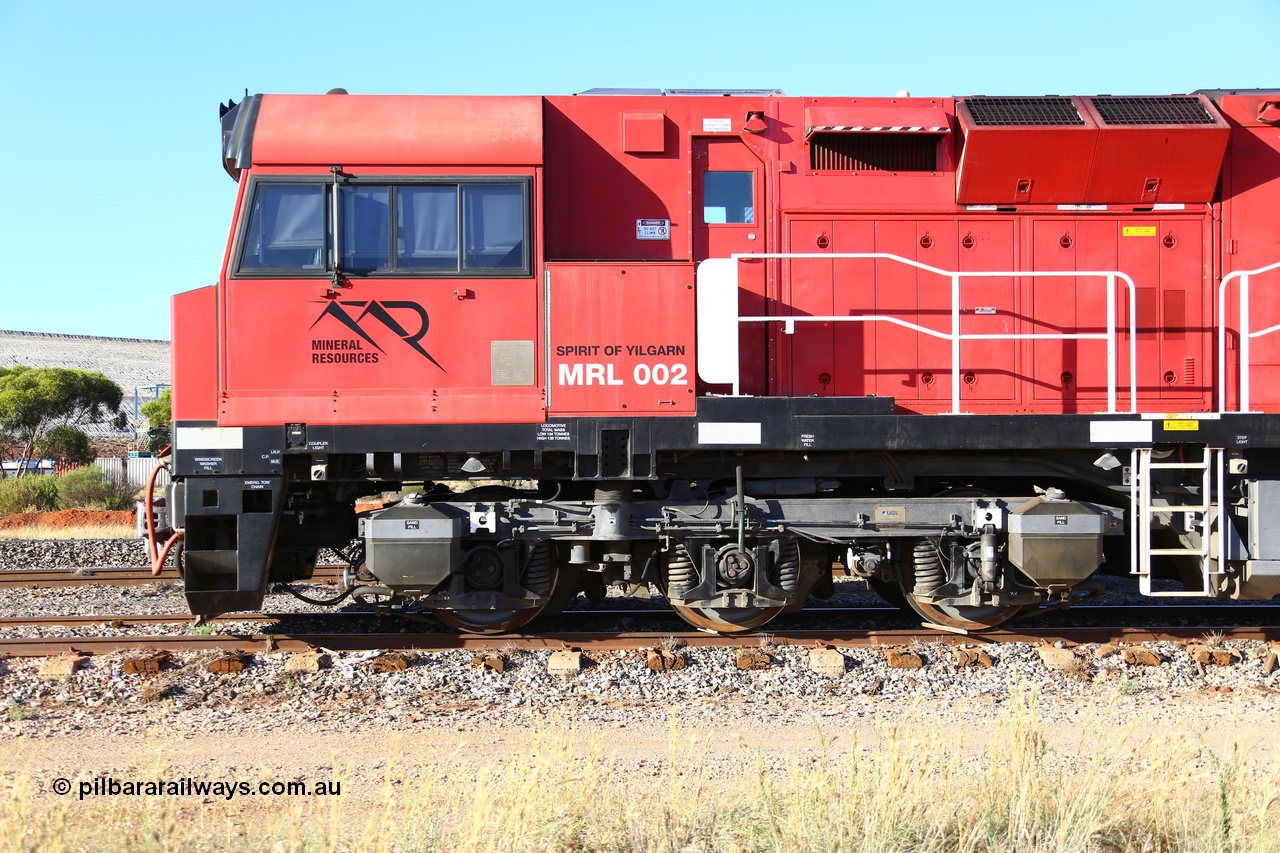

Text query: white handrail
(1216, 260), (1280, 413)
(729, 252), (1138, 414)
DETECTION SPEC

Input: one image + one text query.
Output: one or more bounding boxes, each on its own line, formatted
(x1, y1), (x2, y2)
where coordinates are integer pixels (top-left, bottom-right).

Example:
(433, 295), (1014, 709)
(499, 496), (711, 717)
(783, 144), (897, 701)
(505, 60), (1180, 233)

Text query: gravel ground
(0, 538), (160, 569)
(4, 628), (1280, 739)
(1, 537), (1278, 748)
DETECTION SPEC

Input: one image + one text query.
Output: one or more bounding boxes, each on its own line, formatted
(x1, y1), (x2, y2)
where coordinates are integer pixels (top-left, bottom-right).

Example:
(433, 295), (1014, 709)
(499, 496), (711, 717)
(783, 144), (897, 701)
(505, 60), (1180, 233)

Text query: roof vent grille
(963, 96), (1084, 126)
(809, 132), (939, 172)
(1089, 95), (1218, 125)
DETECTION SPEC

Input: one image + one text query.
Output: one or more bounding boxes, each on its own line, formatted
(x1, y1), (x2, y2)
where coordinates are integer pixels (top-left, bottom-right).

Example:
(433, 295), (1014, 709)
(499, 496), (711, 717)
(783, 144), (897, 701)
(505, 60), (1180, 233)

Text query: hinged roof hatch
(1079, 95), (1229, 203)
(955, 96), (1098, 204)
(955, 94), (1230, 205)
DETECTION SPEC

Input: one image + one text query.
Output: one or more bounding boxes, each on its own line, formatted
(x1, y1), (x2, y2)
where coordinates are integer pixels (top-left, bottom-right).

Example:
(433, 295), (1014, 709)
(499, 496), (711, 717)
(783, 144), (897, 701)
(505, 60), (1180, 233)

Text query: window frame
(231, 174), (533, 279)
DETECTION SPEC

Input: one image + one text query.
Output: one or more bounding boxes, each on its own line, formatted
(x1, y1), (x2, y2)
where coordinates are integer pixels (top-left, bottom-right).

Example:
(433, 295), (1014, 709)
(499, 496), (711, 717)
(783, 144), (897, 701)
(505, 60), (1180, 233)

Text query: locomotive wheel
(868, 578), (910, 610)
(660, 540), (785, 633)
(896, 490), (1022, 631)
(430, 605), (549, 634)
(900, 594), (1022, 631)
(900, 535), (1021, 631)
(670, 602), (784, 633)
(429, 542), (558, 634)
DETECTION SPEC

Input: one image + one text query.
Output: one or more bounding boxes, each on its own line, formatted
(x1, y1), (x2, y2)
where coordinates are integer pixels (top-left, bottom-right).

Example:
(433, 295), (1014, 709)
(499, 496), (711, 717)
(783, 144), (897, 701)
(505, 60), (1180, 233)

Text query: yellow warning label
(1123, 226), (1158, 237)
(1164, 419), (1200, 431)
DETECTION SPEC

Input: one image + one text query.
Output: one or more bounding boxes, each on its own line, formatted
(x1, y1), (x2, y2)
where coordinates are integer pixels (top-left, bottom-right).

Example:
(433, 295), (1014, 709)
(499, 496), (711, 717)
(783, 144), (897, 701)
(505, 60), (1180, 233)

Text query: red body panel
(219, 277), (544, 426)
(543, 94), (773, 261)
(547, 262), (696, 416)
(253, 95), (543, 167)
(171, 286), (219, 422)
(1219, 94), (1280, 410)
(779, 98), (958, 212)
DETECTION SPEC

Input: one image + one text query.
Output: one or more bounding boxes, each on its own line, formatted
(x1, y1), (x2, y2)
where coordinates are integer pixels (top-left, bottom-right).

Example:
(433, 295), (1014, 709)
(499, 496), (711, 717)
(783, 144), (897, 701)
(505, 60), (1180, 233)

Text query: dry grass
(0, 524), (135, 540)
(3, 689), (1280, 852)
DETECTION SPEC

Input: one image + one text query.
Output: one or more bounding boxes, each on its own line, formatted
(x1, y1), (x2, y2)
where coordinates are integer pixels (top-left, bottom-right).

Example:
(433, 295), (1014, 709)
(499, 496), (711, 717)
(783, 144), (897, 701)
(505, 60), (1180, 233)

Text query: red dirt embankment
(0, 509), (134, 530)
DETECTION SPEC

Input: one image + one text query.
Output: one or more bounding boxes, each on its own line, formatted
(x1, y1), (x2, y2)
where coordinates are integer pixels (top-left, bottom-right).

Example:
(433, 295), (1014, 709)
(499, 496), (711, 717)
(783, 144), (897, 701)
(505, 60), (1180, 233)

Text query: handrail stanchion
(1215, 261), (1280, 413)
(951, 274), (962, 415)
(1106, 274), (1116, 414)
(1126, 274), (1137, 413)
(1241, 273), (1251, 413)
(1218, 273), (1228, 413)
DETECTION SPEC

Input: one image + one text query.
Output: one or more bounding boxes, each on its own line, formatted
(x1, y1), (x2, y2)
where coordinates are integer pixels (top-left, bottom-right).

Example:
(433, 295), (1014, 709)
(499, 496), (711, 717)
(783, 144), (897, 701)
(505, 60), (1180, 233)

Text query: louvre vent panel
(963, 96), (1084, 126)
(809, 133), (939, 172)
(1089, 96), (1218, 126)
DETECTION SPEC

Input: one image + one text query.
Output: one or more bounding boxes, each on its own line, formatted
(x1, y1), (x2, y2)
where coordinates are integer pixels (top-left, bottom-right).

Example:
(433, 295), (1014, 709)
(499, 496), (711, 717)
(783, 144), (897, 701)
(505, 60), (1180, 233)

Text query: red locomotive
(158, 86), (1280, 632)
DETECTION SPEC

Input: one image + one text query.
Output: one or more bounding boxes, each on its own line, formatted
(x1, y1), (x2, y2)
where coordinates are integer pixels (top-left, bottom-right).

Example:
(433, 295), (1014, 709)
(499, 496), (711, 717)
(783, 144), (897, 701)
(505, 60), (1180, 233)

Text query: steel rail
(0, 565), (345, 588)
(3, 625), (1279, 657)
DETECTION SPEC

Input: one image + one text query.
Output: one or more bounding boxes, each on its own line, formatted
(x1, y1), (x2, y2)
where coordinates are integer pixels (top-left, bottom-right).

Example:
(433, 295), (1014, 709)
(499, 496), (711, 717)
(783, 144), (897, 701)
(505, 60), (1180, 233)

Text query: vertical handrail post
(1127, 275), (1137, 413)
(1217, 448), (1226, 576)
(951, 274), (961, 415)
(1217, 274), (1228, 413)
(1241, 274), (1252, 413)
(1106, 274), (1117, 414)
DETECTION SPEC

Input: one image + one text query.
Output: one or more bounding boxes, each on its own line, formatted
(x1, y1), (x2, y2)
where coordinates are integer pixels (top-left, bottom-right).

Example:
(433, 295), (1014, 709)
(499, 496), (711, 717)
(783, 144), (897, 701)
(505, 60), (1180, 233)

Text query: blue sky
(1, 0), (1275, 342)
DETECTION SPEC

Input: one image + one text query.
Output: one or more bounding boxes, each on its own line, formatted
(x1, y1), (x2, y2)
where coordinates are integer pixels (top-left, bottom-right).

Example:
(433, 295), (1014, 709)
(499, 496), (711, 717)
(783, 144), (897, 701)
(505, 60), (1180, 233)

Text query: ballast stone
(1121, 648), (1162, 667)
(1036, 645), (1079, 671)
(884, 649), (923, 670)
(954, 648), (993, 668)
(39, 655), (86, 679)
(808, 649), (846, 677)
(548, 651), (582, 675)
(285, 651), (332, 673)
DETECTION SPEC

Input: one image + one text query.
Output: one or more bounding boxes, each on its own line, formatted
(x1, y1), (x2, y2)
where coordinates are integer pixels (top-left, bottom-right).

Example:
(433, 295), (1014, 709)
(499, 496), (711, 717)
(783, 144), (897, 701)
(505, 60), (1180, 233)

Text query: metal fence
(95, 457), (170, 491)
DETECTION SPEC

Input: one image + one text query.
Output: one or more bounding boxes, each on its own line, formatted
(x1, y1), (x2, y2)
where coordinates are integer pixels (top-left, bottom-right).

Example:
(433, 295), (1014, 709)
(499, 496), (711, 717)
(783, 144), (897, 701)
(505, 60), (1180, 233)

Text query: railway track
(0, 565), (346, 588)
(2, 607), (1278, 656)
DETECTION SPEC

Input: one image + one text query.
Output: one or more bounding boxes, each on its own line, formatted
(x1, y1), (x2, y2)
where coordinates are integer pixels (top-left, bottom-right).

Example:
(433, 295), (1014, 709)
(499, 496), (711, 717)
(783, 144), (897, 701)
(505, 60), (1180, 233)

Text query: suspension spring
(522, 541), (554, 598)
(666, 542), (696, 598)
(774, 539), (800, 594)
(912, 540), (946, 595)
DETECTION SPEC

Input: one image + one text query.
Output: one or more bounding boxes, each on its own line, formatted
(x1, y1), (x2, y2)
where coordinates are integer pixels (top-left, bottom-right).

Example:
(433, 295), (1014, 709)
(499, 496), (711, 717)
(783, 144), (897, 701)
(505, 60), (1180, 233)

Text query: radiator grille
(809, 133), (939, 172)
(963, 96), (1084, 126)
(1089, 96), (1217, 125)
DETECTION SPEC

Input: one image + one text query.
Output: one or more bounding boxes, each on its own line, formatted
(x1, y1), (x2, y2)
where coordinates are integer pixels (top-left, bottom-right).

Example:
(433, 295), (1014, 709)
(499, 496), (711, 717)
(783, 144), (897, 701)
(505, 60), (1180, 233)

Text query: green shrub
(34, 425), (95, 467)
(56, 464), (134, 511)
(0, 474), (60, 514)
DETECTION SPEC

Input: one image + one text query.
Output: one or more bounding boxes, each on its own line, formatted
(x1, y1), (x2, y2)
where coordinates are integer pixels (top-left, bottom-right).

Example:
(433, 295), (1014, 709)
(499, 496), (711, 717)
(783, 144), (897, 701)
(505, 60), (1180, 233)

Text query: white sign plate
(1089, 420), (1153, 443)
(702, 118), (733, 132)
(636, 218), (670, 240)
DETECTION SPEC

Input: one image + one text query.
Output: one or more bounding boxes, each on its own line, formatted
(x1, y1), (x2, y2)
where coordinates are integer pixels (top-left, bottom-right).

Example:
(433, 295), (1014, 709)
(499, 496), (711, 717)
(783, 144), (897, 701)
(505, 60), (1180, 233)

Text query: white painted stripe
(807, 126), (949, 133)
(1152, 203), (1186, 210)
(698, 422), (762, 445)
(1089, 420), (1152, 443)
(176, 426), (245, 450)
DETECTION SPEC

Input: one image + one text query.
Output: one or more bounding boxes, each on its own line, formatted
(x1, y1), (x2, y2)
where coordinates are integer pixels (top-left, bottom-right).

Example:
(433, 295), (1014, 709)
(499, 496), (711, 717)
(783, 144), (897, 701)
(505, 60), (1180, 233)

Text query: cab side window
(238, 184), (326, 271)
(234, 179), (530, 277)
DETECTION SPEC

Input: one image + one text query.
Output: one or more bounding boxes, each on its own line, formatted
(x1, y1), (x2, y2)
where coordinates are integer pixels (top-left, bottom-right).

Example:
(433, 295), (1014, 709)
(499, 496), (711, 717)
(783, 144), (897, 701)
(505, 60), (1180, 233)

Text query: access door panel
(694, 139), (767, 395)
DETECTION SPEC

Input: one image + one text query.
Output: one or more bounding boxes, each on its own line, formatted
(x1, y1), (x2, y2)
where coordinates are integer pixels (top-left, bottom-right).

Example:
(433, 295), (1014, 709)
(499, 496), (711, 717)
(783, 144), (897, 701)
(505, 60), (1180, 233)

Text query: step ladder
(1130, 446), (1226, 596)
